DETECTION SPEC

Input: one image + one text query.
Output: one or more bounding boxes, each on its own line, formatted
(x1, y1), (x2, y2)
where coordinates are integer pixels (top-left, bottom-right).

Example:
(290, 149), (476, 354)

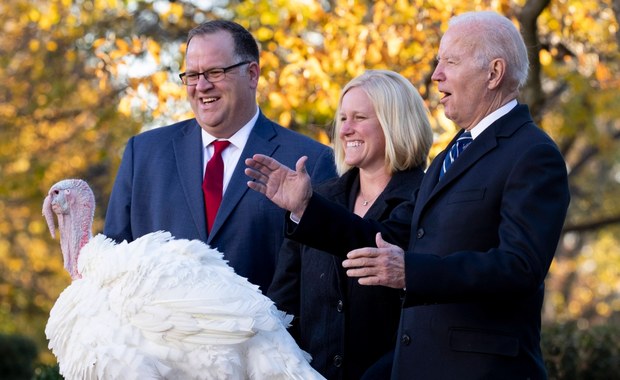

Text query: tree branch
(518, 0), (551, 122)
(612, 0), (620, 49)
(564, 215), (620, 233)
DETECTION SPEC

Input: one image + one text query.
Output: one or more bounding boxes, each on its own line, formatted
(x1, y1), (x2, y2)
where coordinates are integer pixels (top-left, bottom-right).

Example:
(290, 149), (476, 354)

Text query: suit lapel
(432, 132), (497, 193)
(413, 105), (532, 223)
(208, 113), (279, 241)
(172, 120), (208, 241)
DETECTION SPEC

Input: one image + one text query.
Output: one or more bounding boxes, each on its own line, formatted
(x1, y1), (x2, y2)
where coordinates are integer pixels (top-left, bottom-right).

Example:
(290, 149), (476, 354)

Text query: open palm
(245, 155), (313, 217)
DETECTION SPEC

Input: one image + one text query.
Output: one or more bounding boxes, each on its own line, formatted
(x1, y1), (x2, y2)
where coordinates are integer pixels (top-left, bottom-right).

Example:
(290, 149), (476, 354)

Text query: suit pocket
(447, 188), (486, 204)
(449, 328), (519, 357)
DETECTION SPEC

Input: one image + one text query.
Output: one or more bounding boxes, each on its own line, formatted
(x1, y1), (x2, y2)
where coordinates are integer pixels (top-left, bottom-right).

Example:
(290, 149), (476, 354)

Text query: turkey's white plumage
(43, 179), (324, 380)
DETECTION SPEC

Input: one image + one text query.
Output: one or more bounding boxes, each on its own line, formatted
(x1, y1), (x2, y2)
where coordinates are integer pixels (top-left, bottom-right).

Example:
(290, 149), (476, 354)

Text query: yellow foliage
(279, 111), (292, 127)
(46, 40), (58, 52)
(147, 39), (161, 59)
(168, 2), (184, 20)
(260, 13), (280, 27)
(5, 157), (31, 174)
(268, 92), (286, 109)
(0, 103), (17, 118)
(28, 8), (40, 23)
(152, 71), (168, 87)
(366, 43), (383, 65)
(540, 49), (552, 66)
(92, 37), (107, 49)
(117, 91), (132, 117)
(316, 129), (331, 145)
(256, 26), (274, 41)
(115, 38), (130, 54)
(28, 39), (40, 52)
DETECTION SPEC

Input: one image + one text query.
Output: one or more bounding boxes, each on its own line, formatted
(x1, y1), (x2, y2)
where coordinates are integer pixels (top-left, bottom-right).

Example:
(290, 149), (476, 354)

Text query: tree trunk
(518, 0), (551, 123)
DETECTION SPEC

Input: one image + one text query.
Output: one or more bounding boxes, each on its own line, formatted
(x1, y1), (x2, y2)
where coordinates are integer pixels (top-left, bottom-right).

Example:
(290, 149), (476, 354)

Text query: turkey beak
(42, 193), (57, 239)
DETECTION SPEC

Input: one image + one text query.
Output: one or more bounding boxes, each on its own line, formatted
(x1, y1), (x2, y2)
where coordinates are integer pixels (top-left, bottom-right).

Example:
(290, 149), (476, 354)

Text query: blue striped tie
(440, 131), (472, 179)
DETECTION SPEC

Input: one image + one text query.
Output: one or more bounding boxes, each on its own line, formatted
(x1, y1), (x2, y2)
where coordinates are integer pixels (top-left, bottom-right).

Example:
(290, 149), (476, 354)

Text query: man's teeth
(347, 141), (363, 147)
(202, 97), (217, 104)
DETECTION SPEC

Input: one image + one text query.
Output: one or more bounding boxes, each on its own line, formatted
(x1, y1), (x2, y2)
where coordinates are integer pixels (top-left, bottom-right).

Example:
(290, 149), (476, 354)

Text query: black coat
(268, 167), (423, 380)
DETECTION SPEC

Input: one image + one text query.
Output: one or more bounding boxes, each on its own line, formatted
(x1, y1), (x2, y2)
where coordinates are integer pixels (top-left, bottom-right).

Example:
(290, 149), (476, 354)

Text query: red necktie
(203, 140), (231, 233)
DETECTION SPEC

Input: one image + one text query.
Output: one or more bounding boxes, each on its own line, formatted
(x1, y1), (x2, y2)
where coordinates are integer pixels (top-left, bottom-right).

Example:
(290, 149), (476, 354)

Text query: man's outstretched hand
(245, 154), (313, 219)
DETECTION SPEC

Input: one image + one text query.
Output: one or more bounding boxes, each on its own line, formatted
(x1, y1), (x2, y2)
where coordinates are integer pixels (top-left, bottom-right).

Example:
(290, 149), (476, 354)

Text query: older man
(246, 11), (570, 379)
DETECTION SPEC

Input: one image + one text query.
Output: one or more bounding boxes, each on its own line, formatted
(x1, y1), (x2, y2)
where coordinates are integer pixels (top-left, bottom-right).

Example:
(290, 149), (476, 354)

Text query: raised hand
(245, 154), (313, 218)
(342, 233), (406, 289)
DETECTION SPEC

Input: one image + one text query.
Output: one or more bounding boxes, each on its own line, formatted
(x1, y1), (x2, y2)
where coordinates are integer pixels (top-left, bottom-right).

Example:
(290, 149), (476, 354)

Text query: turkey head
(43, 179), (94, 280)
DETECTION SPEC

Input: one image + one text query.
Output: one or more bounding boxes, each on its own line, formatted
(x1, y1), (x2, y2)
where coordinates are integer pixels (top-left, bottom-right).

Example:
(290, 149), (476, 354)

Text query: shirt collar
(469, 99), (517, 139)
(201, 108), (259, 149)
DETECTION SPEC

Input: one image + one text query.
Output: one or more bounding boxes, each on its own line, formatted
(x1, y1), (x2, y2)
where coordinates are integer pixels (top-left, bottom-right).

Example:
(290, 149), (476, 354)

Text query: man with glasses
(104, 20), (336, 291)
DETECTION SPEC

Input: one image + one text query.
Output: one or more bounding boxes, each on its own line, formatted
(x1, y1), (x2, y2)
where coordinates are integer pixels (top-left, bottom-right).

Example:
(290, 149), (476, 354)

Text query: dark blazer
(288, 105), (570, 379)
(103, 112), (336, 291)
(268, 167), (422, 380)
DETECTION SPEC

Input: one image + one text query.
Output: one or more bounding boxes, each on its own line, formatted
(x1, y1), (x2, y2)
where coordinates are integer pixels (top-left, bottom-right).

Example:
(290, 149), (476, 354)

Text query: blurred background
(1, 0), (619, 378)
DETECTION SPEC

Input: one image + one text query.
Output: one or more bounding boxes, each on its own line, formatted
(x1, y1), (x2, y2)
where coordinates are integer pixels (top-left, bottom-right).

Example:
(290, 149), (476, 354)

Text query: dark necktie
(203, 140), (231, 233)
(440, 131), (472, 179)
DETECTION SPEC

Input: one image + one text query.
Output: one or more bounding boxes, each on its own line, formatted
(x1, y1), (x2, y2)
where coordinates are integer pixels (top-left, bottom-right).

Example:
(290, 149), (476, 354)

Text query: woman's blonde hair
(333, 70), (433, 175)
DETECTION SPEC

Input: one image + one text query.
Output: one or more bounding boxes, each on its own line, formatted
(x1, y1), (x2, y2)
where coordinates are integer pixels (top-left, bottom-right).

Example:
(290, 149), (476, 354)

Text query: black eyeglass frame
(179, 61), (252, 85)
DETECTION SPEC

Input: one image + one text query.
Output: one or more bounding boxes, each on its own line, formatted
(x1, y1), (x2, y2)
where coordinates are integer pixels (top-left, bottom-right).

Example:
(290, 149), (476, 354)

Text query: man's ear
(248, 61), (260, 89)
(487, 58), (506, 90)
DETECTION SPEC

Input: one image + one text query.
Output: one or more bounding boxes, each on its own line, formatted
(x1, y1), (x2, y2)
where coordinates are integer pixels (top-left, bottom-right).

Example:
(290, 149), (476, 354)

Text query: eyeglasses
(179, 61), (251, 86)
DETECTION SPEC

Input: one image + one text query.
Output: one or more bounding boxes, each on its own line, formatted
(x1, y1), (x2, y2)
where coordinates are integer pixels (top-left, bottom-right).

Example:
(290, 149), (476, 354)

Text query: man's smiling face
(185, 31), (258, 138)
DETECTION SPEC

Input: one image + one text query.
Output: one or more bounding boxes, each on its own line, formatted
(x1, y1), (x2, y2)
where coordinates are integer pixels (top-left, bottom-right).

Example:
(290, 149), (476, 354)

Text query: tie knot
(456, 131), (473, 151)
(439, 130), (473, 179)
(212, 140), (231, 155)
(458, 131), (472, 142)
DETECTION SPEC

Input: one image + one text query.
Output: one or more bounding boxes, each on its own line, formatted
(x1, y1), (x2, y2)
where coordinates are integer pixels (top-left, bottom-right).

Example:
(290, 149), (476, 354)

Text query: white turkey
(43, 178), (324, 380)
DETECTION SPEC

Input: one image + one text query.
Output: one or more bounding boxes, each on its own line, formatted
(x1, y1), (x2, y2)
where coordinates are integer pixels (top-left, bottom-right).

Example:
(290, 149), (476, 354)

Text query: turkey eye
(53, 190), (60, 195)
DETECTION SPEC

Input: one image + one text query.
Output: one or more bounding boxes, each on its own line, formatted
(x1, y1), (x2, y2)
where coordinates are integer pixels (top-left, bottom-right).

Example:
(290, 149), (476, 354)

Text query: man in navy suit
(246, 11), (570, 379)
(103, 20), (336, 291)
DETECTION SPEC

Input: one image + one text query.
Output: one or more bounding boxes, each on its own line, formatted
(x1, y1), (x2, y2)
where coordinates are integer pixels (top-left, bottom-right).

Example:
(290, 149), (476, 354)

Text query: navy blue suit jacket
(288, 104), (570, 379)
(103, 112), (336, 290)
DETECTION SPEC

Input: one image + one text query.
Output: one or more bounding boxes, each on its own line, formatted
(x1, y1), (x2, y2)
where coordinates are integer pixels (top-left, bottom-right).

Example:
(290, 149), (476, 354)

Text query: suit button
(416, 228), (424, 239)
(333, 354), (343, 367)
(401, 334), (411, 346)
(336, 300), (344, 312)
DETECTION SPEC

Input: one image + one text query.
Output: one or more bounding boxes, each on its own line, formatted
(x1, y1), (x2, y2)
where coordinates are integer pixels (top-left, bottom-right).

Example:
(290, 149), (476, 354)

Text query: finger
(244, 167), (268, 183)
(375, 232), (397, 249)
(342, 255), (375, 270)
(346, 247), (378, 261)
(250, 153), (272, 165)
(246, 180), (266, 195)
(357, 276), (381, 286)
(295, 156), (308, 174)
(253, 154), (288, 172)
(245, 157), (267, 170)
(246, 158), (278, 177)
(345, 266), (374, 278)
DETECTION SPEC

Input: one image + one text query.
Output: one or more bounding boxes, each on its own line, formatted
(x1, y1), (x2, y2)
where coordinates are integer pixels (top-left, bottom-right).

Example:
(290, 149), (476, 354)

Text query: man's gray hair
(450, 11), (529, 89)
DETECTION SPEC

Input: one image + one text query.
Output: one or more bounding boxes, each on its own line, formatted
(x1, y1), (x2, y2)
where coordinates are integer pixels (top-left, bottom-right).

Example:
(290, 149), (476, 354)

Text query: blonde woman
(267, 70), (432, 380)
